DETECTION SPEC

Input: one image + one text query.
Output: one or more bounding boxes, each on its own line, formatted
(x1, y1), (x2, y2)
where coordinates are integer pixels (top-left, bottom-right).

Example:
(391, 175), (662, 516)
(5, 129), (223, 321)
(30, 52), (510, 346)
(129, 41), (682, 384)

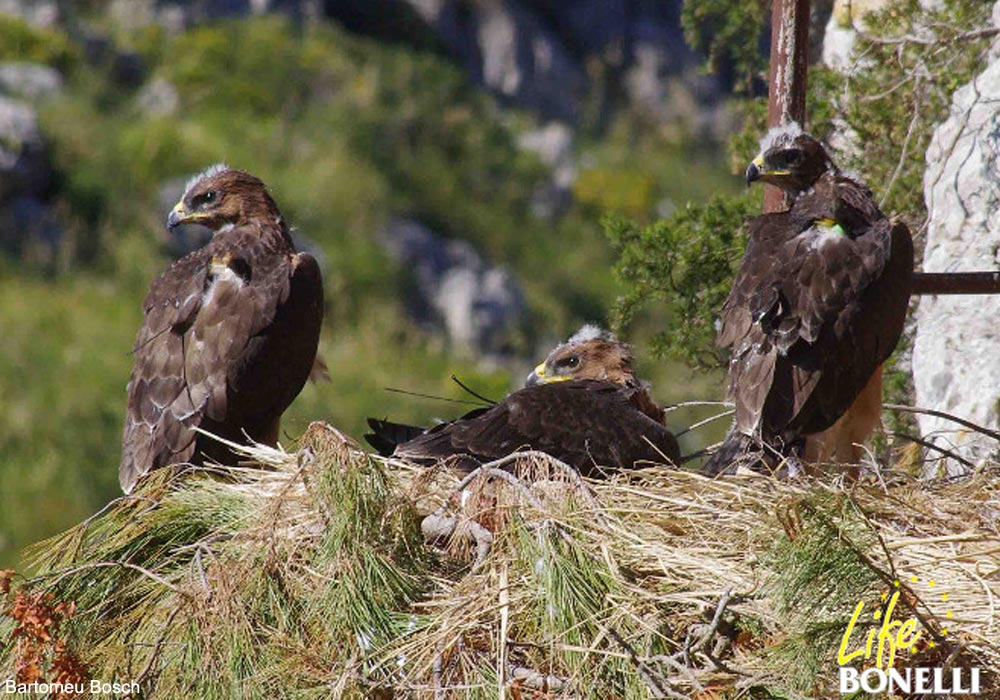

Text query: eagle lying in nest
(366, 326), (680, 477)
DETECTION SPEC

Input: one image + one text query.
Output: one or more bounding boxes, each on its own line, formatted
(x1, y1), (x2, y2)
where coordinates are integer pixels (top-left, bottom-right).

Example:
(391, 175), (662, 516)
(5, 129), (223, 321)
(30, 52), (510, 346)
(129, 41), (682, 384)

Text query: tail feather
(702, 429), (806, 476)
(702, 431), (757, 475)
(364, 418), (427, 456)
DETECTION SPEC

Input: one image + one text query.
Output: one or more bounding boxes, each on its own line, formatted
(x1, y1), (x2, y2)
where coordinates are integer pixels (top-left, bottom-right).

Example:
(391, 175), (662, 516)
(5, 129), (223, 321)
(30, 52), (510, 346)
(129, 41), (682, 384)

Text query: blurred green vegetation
(0, 13), (78, 69)
(0, 14), (734, 566)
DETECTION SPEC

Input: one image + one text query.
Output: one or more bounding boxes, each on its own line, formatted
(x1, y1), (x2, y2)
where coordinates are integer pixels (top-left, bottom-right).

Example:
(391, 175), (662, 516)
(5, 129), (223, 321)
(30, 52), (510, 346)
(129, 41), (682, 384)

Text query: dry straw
(1, 421), (997, 698)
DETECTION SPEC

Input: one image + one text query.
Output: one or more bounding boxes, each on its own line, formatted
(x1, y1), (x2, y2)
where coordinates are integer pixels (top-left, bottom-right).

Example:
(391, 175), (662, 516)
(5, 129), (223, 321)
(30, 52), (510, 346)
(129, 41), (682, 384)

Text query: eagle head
(745, 123), (835, 193)
(167, 164), (282, 232)
(525, 325), (638, 387)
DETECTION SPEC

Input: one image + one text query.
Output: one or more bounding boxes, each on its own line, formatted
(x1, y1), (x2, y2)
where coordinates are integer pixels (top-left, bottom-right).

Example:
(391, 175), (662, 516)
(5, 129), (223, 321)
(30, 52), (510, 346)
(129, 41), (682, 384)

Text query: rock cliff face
(92, 0), (719, 126)
(911, 8), (1000, 472)
(0, 93), (59, 264)
(379, 218), (525, 359)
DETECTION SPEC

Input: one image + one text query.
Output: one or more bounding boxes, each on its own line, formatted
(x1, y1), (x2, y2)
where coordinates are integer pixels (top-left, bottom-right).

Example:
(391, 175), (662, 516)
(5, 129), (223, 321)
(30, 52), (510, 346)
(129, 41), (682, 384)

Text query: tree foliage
(681, 0), (770, 92)
(607, 193), (759, 370)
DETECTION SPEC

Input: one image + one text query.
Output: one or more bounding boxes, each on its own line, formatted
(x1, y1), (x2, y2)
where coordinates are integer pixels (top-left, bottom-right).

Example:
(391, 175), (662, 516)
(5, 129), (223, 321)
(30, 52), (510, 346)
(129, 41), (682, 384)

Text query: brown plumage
(525, 324), (665, 424)
(365, 327), (679, 476)
(119, 165), (323, 493)
(706, 125), (913, 473)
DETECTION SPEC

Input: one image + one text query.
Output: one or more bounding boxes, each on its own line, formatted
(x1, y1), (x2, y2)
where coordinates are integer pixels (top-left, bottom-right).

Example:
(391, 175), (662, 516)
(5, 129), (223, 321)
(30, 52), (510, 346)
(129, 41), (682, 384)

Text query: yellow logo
(837, 585), (922, 669)
(836, 575), (979, 695)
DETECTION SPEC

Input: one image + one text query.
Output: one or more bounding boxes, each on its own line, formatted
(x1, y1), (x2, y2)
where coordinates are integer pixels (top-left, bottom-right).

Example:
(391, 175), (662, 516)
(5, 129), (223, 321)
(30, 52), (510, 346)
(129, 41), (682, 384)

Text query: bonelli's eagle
(119, 165), (324, 493)
(706, 125), (912, 473)
(365, 326), (680, 476)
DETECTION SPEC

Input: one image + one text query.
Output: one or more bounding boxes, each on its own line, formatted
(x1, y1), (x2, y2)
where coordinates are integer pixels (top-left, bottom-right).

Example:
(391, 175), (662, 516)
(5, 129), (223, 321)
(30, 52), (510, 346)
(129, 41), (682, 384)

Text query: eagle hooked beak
(745, 155), (765, 187)
(167, 202), (187, 230)
(525, 362), (546, 387)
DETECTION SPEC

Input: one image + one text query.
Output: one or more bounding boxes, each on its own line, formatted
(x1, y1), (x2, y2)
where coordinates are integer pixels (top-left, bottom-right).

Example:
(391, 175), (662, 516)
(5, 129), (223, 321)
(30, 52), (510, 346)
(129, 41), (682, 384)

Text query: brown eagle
(365, 326), (680, 476)
(119, 165), (324, 493)
(705, 125), (913, 474)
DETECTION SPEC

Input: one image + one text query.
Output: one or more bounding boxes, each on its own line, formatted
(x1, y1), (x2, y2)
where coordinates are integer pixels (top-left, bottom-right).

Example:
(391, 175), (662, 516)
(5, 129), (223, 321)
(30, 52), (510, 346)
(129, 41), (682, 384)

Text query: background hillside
(0, 1), (740, 567)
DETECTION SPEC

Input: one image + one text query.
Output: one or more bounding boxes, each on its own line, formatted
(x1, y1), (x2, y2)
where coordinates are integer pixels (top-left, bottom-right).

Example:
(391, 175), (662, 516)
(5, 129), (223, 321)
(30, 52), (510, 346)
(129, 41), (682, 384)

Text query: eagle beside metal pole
(764, 0), (1000, 294)
(764, 0), (810, 213)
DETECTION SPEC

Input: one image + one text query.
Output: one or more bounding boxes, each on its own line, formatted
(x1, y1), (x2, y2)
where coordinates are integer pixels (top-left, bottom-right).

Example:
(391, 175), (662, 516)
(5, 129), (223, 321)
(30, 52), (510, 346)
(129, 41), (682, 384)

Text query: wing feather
(719, 177), (912, 443)
(392, 380), (680, 476)
(119, 226), (294, 493)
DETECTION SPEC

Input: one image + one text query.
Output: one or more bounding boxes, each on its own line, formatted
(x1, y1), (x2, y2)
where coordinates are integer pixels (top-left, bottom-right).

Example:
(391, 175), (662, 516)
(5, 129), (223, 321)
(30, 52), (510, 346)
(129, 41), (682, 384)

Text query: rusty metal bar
(764, 0), (811, 213)
(911, 271), (1000, 295)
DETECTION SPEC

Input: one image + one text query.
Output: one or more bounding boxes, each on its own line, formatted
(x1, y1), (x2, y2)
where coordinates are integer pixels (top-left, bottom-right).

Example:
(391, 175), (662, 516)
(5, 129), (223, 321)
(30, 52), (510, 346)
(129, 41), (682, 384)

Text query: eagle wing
(119, 227), (295, 493)
(392, 380), (680, 476)
(719, 202), (911, 439)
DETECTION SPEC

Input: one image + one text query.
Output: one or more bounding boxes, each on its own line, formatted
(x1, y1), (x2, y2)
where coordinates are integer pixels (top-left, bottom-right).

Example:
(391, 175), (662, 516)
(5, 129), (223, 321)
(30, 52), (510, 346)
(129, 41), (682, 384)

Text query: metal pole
(764, 0), (811, 214)
(911, 271), (1000, 295)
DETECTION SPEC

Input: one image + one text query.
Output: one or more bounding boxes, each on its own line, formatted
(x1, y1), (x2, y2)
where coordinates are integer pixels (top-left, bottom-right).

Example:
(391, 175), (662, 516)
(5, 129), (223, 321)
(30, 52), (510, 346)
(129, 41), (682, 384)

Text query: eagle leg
(804, 365), (884, 472)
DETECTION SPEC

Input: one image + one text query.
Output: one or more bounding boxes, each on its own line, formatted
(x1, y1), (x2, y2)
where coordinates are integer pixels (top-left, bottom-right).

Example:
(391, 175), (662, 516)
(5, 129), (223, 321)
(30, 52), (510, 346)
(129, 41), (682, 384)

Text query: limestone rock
(911, 25), (1000, 472)
(0, 62), (63, 100)
(517, 121), (575, 218)
(0, 95), (49, 202)
(136, 77), (180, 117)
(0, 0), (59, 27)
(379, 218), (525, 357)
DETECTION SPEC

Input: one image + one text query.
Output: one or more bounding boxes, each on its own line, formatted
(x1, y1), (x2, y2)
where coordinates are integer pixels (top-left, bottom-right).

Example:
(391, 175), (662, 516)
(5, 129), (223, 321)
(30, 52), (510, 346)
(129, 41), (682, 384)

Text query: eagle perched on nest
(706, 125), (913, 474)
(119, 165), (324, 493)
(366, 326), (680, 476)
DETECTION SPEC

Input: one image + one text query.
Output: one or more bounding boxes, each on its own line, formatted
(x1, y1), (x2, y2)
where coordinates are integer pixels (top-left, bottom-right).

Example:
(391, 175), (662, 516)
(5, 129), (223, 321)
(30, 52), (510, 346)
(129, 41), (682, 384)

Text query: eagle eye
(784, 148), (803, 166)
(558, 355), (580, 370)
(192, 190), (220, 209)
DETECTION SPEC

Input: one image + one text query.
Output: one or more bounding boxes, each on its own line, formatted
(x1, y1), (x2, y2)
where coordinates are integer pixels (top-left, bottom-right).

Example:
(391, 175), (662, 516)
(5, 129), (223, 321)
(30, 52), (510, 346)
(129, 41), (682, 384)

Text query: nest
(1, 421), (998, 699)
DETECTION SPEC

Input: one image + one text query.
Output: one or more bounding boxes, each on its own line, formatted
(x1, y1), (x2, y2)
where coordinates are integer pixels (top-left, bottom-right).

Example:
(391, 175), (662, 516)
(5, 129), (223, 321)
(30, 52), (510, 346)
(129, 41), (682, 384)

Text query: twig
(879, 80), (923, 208)
(884, 403), (1000, 442)
(37, 561), (186, 596)
(856, 25), (999, 47)
(889, 431), (977, 471)
(383, 386), (484, 406)
(607, 628), (686, 700)
(663, 400), (734, 414)
(674, 409), (735, 438)
(450, 374), (496, 405)
(436, 452), (588, 517)
(432, 646), (445, 700)
(133, 605), (183, 686)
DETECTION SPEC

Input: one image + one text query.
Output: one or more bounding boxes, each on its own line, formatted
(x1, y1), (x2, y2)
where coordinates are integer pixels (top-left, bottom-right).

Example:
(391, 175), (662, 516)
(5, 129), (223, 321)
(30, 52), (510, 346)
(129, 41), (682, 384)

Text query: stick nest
(2, 421), (998, 699)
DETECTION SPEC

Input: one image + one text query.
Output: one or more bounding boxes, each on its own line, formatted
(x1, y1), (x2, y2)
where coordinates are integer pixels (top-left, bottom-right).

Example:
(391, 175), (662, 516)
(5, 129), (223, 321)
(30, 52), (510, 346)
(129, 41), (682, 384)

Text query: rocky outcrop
(95, 0), (714, 126)
(136, 77), (180, 117)
(0, 0), (59, 27)
(516, 121), (575, 218)
(0, 62), (63, 100)
(0, 96), (48, 203)
(911, 18), (1000, 473)
(106, 0), (321, 34)
(379, 218), (525, 358)
(0, 94), (60, 263)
